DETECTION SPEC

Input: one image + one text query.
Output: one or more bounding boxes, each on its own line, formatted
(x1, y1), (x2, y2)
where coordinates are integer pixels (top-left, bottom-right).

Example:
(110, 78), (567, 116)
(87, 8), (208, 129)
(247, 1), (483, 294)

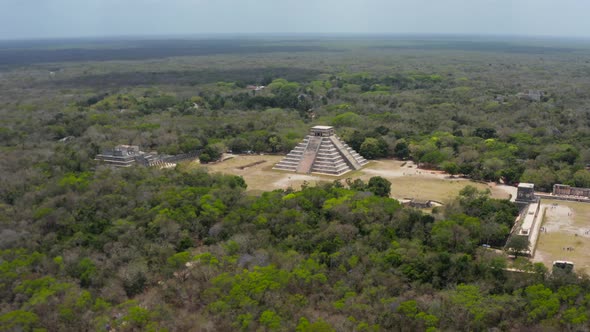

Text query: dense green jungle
(3, 36), (590, 331)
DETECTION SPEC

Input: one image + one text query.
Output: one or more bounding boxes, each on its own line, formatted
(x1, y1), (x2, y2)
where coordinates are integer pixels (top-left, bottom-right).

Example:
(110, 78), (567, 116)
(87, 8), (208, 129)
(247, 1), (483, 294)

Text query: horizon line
(2, 32), (590, 43)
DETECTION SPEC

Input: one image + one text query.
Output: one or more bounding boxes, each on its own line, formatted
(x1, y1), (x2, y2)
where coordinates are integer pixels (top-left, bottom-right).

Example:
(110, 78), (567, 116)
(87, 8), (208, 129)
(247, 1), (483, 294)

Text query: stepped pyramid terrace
(273, 125), (368, 176)
(94, 145), (153, 167)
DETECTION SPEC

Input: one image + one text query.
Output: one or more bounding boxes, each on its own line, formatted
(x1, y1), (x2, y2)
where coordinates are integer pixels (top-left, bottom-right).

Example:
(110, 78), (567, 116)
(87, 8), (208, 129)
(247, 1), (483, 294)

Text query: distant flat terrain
(2, 36), (589, 67)
(0, 39), (333, 66)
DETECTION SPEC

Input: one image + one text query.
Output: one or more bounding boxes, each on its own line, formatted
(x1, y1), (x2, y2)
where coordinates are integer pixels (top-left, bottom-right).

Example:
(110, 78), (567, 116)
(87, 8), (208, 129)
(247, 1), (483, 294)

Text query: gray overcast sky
(1, 0), (589, 39)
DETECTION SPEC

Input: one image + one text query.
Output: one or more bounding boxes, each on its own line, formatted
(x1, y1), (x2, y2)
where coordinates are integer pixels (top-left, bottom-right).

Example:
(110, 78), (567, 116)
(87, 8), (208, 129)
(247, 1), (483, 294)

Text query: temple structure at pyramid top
(273, 125), (368, 176)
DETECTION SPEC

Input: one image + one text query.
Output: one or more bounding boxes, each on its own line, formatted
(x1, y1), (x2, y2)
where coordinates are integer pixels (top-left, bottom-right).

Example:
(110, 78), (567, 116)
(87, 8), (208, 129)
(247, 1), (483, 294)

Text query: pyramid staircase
(273, 126), (368, 176)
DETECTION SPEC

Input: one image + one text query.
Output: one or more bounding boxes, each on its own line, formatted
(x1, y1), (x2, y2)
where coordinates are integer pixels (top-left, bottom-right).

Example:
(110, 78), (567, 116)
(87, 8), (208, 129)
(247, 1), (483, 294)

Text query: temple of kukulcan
(273, 125), (368, 176)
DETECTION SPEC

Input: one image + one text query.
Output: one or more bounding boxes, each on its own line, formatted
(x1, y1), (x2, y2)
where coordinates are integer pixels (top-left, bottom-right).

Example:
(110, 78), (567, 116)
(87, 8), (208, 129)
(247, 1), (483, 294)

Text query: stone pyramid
(273, 126), (368, 176)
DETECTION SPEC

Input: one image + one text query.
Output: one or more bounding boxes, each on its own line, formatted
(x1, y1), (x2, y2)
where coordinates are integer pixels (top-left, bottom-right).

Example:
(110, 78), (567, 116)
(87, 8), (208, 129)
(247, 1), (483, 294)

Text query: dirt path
(494, 184), (517, 202)
(272, 174), (322, 188)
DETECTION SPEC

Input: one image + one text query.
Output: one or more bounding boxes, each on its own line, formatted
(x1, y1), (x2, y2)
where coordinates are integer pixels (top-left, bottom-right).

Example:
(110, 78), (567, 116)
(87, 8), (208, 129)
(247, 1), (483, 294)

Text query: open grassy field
(187, 154), (325, 195)
(186, 155), (510, 202)
(533, 199), (590, 274)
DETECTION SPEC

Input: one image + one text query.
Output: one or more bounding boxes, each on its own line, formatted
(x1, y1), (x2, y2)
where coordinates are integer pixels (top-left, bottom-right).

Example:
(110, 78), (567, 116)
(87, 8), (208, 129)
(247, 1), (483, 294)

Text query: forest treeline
(2, 164), (589, 331)
(3, 38), (590, 331)
(4, 68), (590, 191)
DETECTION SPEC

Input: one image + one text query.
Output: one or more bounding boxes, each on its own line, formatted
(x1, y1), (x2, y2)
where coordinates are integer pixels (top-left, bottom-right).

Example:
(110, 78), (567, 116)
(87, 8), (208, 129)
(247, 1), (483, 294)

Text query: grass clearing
(385, 176), (492, 202)
(185, 155), (510, 203)
(533, 199), (590, 274)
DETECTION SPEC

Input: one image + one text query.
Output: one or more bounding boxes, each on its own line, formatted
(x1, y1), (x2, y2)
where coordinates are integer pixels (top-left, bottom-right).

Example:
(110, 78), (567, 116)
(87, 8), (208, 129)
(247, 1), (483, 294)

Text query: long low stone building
(553, 184), (590, 198)
(509, 183), (543, 257)
(95, 145), (198, 168)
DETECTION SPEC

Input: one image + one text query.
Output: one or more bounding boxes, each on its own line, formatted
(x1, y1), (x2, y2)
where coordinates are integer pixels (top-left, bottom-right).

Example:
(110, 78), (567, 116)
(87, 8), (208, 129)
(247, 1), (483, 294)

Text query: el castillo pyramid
(273, 126), (368, 175)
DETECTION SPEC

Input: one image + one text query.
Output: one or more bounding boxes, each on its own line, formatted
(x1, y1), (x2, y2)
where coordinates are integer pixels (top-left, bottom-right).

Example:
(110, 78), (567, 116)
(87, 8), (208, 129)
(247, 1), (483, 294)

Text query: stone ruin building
(553, 184), (590, 198)
(273, 126), (368, 176)
(94, 145), (154, 167)
(517, 90), (545, 102)
(95, 145), (198, 168)
(509, 183), (542, 257)
(516, 182), (537, 204)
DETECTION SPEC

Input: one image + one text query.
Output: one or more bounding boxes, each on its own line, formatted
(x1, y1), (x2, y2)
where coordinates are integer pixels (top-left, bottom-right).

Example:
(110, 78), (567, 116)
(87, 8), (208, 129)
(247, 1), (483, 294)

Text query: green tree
(332, 112), (361, 127)
(203, 144), (223, 161)
(75, 257), (96, 288)
(259, 310), (282, 330)
(446, 284), (494, 330)
(125, 305), (153, 329)
(199, 153), (212, 163)
(561, 307), (588, 327)
(228, 137), (251, 153)
(573, 169), (590, 188)
(524, 284), (560, 321)
(0, 310), (39, 331)
(441, 161), (459, 177)
(367, 176), (391, 197)
(268, 135), (282, 153)
(394, 141), (410, 159)
(520, 167), (557, 192)
(473, 127), (497, 139)
(431, 220), (474, 252)
(360, 137), (387, 159)
(296, 317), (335, 332)
(167, 251), (191, 270)
(506, 236), (529, 257)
